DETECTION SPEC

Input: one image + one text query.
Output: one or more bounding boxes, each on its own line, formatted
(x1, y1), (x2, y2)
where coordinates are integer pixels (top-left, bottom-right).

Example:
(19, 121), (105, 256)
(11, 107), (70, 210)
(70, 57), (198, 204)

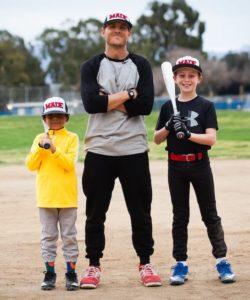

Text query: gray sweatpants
(39, 208), (79, 262)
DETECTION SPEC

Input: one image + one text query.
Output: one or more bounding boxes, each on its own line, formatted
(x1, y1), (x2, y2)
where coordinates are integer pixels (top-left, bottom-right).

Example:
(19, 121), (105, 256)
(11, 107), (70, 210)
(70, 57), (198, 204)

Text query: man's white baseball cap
(42, 97), (69, 116)
(172, 56), (202, 74)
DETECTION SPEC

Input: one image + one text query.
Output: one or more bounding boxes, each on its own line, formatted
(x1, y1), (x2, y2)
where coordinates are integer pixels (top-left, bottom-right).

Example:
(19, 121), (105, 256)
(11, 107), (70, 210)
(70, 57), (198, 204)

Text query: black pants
(82, 151), (154, 261)
(168, 158), (227, 261)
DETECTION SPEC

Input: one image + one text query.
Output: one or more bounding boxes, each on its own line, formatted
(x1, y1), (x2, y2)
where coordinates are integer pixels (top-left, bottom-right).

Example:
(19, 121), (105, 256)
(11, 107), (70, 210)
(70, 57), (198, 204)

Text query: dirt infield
(0, 160), (250, 299)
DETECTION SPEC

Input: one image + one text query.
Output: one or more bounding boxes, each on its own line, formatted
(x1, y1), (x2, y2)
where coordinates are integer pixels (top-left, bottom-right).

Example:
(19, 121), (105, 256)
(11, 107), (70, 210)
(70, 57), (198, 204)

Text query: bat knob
(43, 142), (51, 149)
(176, 131), (185, 140)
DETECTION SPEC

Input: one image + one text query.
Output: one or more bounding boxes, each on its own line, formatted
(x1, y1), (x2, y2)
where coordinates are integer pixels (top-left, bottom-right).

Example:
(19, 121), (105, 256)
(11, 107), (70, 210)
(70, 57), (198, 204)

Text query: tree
(0, 30), (45, 86)
(130, 0), (205, 65)
(222, 52), (250, 94)
(202, 58), (230, 96)
(39, 18), (104, 88)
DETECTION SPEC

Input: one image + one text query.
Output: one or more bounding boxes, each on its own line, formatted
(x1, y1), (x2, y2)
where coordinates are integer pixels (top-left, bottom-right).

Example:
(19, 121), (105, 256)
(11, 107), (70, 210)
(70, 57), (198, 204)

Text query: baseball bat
(42, 120), (51, 149)
(161, 62), (184, 139)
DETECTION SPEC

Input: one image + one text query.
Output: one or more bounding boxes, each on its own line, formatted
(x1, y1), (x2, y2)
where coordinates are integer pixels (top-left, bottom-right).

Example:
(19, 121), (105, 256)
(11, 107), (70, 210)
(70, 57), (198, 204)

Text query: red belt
(169, 153), (203, 162)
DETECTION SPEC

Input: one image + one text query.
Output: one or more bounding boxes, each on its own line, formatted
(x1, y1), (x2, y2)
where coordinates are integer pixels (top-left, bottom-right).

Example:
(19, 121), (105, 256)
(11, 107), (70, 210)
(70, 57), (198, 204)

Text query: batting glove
(165, 115), (182, 131)
(174, 121), (191, 139)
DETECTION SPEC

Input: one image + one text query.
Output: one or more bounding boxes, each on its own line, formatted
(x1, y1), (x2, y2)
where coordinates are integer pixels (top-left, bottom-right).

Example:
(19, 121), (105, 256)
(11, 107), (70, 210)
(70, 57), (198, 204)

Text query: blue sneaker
(216, 259), (236, 283)
(170, 262), (188, 285)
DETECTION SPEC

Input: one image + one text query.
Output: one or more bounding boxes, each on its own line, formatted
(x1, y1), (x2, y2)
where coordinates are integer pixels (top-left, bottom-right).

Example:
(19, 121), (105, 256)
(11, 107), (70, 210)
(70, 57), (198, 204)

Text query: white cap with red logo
(172, 56), (202, 74)
(103, 12), (132, 28)
(42, 97), (69, 116)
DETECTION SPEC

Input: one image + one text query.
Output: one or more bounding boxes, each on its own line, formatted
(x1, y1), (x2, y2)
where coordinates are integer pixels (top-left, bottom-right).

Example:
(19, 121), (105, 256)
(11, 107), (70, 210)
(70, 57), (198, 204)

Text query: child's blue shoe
(216, 259), (236, 283)
(170, 262), (188, 285)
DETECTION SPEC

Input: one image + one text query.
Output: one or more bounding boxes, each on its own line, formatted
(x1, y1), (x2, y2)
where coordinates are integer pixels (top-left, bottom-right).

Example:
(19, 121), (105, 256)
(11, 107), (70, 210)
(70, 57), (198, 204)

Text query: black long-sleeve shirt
(80, 53), (154, 156)
(81, 53), (154, 116)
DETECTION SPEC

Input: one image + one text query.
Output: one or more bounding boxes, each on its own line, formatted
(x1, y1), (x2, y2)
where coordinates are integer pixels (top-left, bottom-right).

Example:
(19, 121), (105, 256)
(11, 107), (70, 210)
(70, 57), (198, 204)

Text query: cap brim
(173, 64), (202, 73)
(42, 110), (70, 116)
(103, 19), (132, 29)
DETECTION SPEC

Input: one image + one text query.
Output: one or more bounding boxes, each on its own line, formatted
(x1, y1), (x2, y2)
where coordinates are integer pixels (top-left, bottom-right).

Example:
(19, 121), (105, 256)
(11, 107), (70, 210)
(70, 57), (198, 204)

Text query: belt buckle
(185, 154), (194, 162)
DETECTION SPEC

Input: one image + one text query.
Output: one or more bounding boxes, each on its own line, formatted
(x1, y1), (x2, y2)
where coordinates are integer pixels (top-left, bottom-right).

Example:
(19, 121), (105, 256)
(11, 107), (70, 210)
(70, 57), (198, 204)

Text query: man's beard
(109, 43), (125, 49)
(107, 38), (126, 49)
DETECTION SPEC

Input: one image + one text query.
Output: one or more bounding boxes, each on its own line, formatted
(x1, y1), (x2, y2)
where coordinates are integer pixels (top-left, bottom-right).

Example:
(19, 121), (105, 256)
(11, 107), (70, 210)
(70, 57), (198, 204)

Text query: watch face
(129, 91), (134, 98)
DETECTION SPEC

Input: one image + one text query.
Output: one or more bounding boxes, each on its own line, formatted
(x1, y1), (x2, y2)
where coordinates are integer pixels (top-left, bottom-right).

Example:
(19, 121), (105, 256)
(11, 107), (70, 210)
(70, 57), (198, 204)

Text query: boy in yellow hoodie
(26, 97), (79, 291)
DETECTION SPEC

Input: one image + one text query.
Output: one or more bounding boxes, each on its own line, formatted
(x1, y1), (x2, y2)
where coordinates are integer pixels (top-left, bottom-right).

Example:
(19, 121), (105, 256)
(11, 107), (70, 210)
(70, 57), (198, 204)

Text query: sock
(216, 257), (227, 264)
(45, 261), (55, 273)
(89, 258), (100, 267)
(139, 256), (150, 266)
(66, 262), (76, 273)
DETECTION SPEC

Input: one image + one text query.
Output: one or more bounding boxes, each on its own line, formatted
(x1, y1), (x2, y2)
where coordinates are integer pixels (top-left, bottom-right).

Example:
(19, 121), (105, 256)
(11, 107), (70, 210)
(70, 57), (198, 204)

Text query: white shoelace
(85, 266), (100, 278)
(140, 263), (156, 277)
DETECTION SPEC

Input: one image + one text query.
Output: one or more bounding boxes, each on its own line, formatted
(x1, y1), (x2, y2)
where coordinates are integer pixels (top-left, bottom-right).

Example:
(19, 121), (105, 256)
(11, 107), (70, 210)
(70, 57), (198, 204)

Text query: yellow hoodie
(26, 127), (78, 208)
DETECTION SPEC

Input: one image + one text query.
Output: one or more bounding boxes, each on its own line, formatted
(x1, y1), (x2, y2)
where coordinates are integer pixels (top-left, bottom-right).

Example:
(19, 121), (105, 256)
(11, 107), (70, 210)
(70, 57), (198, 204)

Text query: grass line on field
(1, 140), (249, 165)
(0, 110), (250, 164)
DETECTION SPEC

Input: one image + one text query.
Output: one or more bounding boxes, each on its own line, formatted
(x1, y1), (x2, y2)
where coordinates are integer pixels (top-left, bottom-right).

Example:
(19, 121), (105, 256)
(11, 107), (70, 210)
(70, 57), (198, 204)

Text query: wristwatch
(127, 89), (135, 100)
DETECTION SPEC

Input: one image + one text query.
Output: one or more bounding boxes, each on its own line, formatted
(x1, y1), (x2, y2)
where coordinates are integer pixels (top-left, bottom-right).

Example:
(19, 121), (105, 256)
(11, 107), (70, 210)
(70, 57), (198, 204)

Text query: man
(80, 12), (161, 289)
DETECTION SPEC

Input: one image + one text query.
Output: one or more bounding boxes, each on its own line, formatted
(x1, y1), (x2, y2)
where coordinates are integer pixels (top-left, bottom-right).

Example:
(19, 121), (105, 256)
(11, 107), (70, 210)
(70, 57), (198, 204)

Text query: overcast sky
(1, 0), (250, 54)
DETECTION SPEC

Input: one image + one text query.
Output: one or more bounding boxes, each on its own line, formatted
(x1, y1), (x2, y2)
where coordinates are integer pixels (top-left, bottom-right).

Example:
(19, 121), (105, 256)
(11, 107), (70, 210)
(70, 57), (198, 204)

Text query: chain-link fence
(0, 86), (51, 104)
(0, 85), (84, 115)
(1, 85), (250, 116)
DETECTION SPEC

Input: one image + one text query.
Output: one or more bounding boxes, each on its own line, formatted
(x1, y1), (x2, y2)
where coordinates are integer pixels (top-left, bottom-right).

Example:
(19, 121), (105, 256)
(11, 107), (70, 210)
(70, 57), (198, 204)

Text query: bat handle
(43, 142), (51, 149)
(173, 111), (184, 139)
(43, 132), (51, 149)
(176, 131), (185, 139)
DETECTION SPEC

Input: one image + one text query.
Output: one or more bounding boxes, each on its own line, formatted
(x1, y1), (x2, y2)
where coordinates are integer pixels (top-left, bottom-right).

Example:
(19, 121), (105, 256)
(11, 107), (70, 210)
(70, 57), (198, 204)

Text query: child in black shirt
(154, 56), (236, 285)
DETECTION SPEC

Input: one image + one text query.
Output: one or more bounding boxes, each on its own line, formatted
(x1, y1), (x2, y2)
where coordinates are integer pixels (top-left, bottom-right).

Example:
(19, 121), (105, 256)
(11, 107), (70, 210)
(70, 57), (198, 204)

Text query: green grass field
(0, 111), (249, 164)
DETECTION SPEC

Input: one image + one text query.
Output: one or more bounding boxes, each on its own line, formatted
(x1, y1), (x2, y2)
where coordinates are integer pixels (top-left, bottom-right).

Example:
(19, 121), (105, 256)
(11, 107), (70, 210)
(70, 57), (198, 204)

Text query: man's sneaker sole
(80, 283), (98, 289)
(142, 281), (162, 287)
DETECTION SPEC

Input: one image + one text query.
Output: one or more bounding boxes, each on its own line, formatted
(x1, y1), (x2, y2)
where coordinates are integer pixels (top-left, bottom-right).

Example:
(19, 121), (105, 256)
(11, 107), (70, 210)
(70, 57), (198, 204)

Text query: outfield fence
(0, 85), (250, 116)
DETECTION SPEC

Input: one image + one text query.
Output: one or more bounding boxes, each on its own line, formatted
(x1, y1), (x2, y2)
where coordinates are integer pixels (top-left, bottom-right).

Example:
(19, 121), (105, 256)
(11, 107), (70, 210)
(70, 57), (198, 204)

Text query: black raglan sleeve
(81, 57), (108, 114)
(124, 55), (154, 116)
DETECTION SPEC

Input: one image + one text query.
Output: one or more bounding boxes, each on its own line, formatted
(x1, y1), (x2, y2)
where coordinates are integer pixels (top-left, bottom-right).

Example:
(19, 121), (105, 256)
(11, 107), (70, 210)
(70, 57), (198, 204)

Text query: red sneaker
(80, 266), (101, 289)
(139, 263), (162, 287)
